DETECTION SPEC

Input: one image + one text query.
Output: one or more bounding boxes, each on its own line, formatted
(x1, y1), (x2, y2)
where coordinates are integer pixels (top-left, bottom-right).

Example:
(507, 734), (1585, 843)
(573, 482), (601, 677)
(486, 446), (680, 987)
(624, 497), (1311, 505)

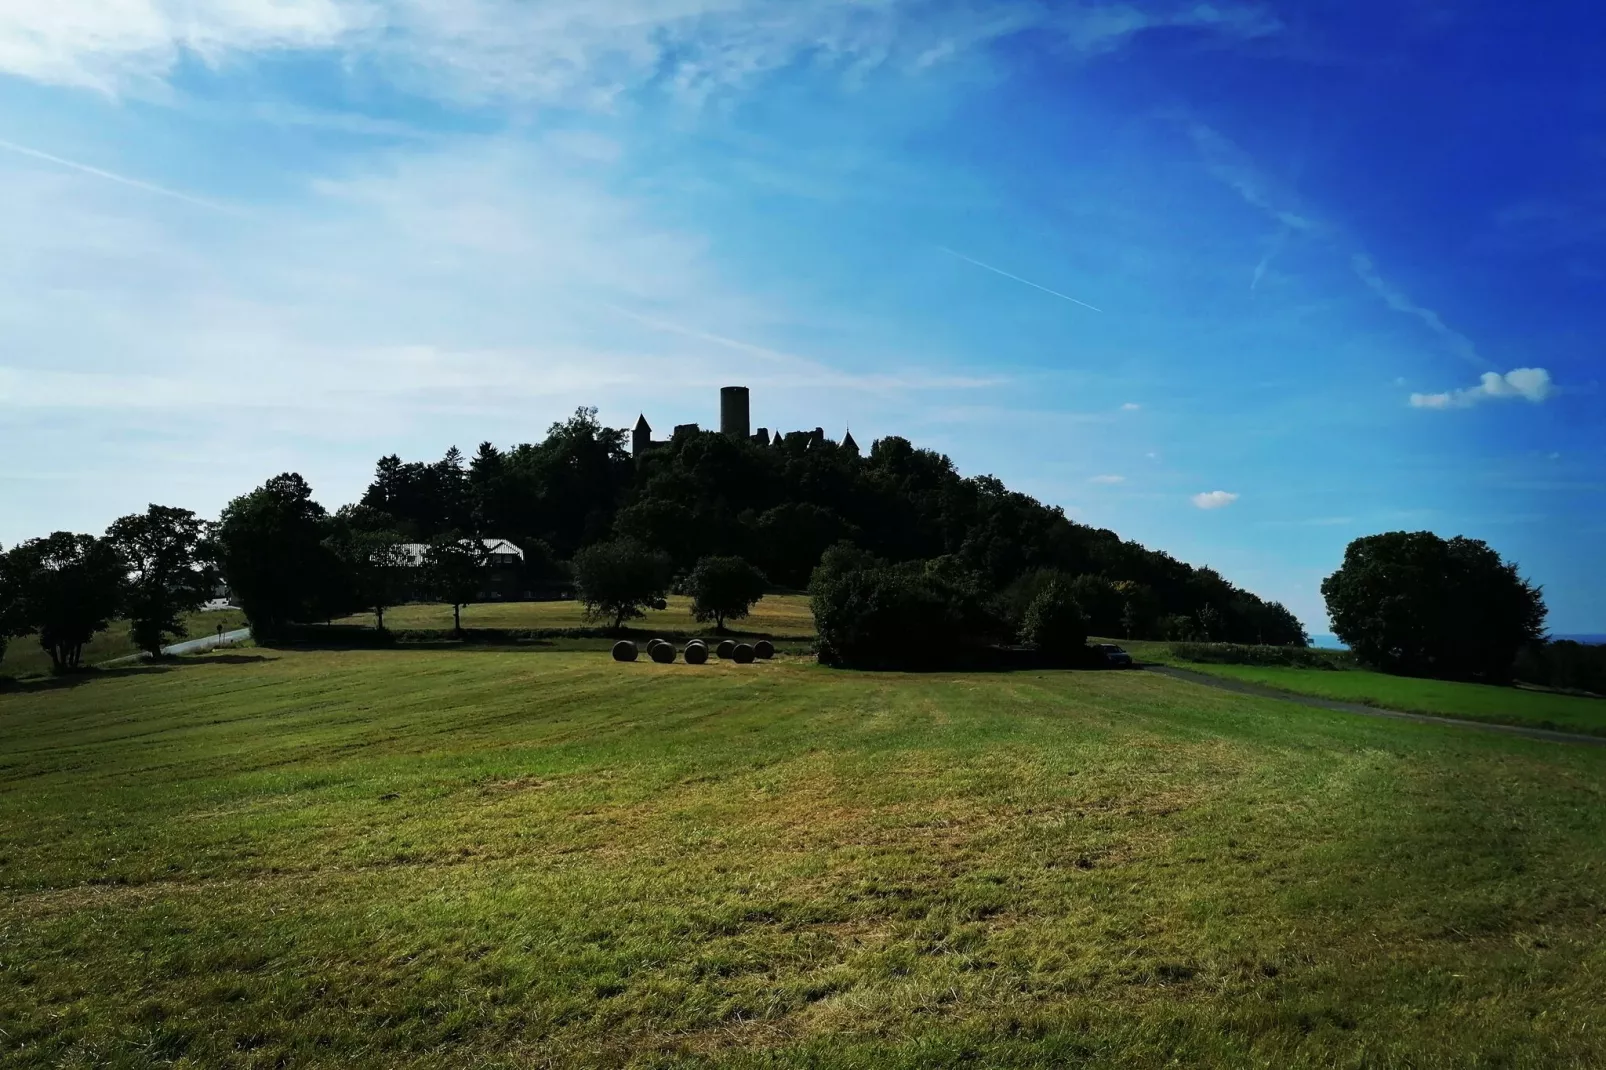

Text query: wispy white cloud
(1192, 490), (1239, 509)
(0, 0), (1284, 103)
(1409, 367), (1555, 409)
(1352, 254), (1489, 370)
(1188, 123), (1315, 235)
(1121, 401), (1141, 411)
(1090, 473), (1125, 484)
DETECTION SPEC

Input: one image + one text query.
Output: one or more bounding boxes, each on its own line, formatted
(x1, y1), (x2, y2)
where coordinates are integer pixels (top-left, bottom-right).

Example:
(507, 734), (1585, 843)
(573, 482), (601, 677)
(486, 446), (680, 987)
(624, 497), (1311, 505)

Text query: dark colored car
(1095, 643), (1134, 668)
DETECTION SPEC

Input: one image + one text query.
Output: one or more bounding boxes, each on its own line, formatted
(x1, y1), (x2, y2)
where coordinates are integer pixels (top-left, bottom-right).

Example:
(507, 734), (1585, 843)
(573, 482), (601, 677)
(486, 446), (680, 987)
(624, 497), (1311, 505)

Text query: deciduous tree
(106, 505), (217, 657)
(4, 533), (126, 671)
(424, 535), (492, 634)
(1321, 531), (1546, 681)
(686, 555), (768, 631)
(572, 540), (671, 633)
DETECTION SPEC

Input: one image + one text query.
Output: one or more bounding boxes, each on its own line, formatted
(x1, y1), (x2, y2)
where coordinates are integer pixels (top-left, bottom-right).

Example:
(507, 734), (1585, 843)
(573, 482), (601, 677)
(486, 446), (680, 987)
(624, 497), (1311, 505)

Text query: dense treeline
(350, 407), (1308, 647)
(2, 406), (1598, 685)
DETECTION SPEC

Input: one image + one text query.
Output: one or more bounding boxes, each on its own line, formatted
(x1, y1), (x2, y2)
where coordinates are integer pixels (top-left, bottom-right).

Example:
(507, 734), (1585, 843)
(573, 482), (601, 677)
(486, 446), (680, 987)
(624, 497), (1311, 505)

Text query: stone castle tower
(632, 387), (850, 460)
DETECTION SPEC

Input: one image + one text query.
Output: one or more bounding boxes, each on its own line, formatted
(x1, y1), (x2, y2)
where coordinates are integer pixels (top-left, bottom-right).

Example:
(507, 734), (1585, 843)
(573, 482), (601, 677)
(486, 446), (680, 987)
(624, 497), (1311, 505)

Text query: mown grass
(0, 608), (248, 680)
(2, 645), (1605, 1067)
(1113, 639), (1606, 736)
(337, 594), (817, 639)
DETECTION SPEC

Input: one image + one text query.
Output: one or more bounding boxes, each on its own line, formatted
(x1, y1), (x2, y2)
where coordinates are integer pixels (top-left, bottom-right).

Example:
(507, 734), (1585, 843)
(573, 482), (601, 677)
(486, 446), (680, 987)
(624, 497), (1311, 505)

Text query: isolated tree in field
(687, 555), (768, 631)
(424, 535), (492, 634)
(326, 520), (411, 631)
(1321, 531), (1546, 681)
(1019, 578), (1087, 663)
(572, 539), (671, 632)
(3, 533), (126, 672)
(216, 474), (341, 638)
(105, 505), (217, 657)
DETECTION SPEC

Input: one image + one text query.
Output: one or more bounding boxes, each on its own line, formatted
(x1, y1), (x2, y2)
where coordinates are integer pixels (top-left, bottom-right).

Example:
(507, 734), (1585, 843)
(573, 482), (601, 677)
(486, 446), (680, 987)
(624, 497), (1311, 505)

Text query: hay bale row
(611, 638), (777, 665)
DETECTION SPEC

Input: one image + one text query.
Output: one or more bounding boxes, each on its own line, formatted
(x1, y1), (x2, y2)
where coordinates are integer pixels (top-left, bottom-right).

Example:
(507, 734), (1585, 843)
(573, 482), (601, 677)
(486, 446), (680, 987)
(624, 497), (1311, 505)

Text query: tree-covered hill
(355, 407), (1306, 646)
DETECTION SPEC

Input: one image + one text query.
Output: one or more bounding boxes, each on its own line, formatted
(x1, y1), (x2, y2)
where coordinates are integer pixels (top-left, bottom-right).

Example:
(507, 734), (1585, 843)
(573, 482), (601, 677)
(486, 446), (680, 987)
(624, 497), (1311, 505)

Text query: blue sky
(1, 0), (1601, 633)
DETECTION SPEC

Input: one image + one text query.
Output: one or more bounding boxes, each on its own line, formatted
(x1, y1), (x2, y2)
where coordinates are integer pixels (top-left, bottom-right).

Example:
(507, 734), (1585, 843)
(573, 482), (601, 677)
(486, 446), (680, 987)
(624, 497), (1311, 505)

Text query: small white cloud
(1192, 490), (1239, 510)
(1409, 367), (1554, 409)
(1090, 474), (1124, 484)
(1121, 402), (1141, 411)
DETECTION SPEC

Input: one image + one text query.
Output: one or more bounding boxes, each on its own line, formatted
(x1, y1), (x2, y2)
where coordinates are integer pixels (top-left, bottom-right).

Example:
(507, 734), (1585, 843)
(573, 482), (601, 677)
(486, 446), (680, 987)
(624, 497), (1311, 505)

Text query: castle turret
(842, 428), (859, 455)
(632, 414), (652, 459)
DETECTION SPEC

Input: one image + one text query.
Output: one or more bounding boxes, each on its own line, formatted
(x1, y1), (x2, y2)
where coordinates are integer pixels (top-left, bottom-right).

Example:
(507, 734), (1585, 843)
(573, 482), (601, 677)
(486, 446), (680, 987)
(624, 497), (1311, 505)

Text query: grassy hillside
(3, 646), (1604, 1067)
(1114, 639), (1606, 736)
(0, 607), (247, 679)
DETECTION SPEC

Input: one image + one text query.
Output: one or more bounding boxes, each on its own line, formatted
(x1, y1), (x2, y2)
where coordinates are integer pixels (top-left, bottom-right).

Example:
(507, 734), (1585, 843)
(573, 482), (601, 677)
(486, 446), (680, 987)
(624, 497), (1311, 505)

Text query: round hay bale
(684, 643), (708, 665)
(716, 640), (737, 660)
(733, 643), (756, 664)
(649, 642), (676, 664)
(753, 640), (774, 660)
(611, 641), (638, 662)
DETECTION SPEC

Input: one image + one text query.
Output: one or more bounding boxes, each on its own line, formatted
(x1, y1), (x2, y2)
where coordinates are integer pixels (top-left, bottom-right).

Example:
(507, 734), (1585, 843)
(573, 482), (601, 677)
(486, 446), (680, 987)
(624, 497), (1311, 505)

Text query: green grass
(337, 594), (818, 639)
(1112, 639), (1606, 736)
(3, 645), (1605, 1067)
(0, 607), (248, 680)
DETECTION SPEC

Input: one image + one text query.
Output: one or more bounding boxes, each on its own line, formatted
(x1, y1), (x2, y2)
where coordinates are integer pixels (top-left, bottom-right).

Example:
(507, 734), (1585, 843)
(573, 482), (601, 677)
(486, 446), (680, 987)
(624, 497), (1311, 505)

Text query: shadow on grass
(0, 664), (175, 693)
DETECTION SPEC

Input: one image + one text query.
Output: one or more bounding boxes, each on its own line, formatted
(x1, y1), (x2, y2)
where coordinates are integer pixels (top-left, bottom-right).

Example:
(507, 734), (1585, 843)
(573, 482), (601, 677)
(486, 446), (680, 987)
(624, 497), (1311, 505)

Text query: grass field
(1112, 639), (1606, 736)
(3, 645), (1605, 1067)
(337, 595), (818, 639)
(0, 607), (248, 680)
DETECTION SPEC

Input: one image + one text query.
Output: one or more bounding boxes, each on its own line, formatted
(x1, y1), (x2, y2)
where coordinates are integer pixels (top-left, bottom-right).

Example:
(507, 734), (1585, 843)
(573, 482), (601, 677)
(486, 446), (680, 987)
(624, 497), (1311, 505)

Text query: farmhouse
(397, 538), (527, 601)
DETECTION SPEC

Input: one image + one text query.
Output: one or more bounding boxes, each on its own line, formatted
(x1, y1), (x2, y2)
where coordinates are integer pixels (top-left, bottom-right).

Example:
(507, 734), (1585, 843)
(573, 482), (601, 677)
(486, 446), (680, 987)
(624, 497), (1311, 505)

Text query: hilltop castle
(632, 386), (857, 460)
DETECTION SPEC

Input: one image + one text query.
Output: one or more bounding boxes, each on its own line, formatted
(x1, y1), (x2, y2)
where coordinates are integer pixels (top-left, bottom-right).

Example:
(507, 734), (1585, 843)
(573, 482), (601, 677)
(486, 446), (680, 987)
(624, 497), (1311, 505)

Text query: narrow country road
(163, 628), (252, 655)
(1145, 664), (1606, 747)
(104, 627), (253, 666)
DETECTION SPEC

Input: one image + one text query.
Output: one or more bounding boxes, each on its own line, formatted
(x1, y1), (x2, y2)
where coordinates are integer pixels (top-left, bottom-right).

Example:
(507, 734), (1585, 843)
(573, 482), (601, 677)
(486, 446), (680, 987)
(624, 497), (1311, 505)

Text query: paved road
(105, 627), (253, 665)
(1145, 664), (1606, 748)
(164, 628), (252, 655)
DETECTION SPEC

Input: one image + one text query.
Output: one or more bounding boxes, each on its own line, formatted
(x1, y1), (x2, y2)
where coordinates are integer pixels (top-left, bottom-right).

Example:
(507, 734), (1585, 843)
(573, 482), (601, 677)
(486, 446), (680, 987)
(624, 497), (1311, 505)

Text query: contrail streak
(938, 246), (1102, 313)
(0, 137), (238, 214)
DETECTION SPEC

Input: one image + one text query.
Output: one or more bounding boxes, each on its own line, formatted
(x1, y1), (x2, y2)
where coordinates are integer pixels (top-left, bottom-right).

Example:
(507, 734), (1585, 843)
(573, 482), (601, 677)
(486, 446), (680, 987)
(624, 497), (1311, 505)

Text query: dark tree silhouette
(215, 474), (342, 639)
(3, 533), (126, 671)
(1322, 531), (1547, 681)
(686, 555), (767, 631)
(424, 535), (492, 634)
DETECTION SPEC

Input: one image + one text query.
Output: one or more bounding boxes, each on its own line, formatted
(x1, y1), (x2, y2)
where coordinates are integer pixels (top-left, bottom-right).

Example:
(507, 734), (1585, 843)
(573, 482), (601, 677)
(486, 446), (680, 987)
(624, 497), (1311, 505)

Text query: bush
(1514, 640), (1606, 695)
(1169, 642), (1353, 670)
(1019, 578), (1087, 663)
(811, 557), (999, 670)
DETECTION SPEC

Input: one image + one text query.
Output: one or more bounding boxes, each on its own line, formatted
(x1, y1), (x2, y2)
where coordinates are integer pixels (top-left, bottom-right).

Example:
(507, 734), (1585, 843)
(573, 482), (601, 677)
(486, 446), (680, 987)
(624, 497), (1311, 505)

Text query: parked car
(1095, 643), (1134, 668)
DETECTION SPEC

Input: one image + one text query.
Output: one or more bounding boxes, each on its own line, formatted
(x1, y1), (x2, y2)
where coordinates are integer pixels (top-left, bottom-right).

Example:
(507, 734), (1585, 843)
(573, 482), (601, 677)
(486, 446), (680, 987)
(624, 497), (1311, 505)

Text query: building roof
(634, 414), (651, 432)
(395, 538), (524, 567)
